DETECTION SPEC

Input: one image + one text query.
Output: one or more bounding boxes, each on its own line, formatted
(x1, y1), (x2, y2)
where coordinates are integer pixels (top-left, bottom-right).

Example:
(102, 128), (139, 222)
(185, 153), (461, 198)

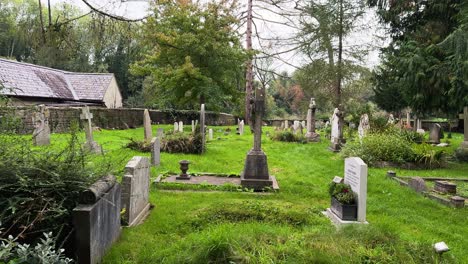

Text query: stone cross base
(84, 141), (102, 154)
(305, 132), (321, 142)
(328, 138), (344, 152)
(241, 150), (273, 190)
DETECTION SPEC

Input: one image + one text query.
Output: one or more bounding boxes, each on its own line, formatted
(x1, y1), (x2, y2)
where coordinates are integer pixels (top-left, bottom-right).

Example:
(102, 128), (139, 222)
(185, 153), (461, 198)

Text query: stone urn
(177, 160), (191, 180)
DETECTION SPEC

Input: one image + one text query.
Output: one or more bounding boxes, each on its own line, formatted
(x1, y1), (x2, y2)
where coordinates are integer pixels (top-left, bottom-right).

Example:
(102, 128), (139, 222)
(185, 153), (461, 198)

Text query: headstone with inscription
(80, 106), (101, 154)
(121, 156), (151, 226)
(32, 104), (50, 146)
(143, 109), (152, 142)
(343, 157), (368, 223)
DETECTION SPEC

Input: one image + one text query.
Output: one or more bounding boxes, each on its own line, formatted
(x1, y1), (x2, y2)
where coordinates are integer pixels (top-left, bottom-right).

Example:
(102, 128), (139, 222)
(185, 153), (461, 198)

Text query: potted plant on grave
(329, 182), (357, 221)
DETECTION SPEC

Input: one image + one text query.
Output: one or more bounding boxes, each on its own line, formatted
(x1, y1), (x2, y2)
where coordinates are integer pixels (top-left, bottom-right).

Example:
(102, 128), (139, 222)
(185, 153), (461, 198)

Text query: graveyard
(0, 119), (466, 263)
(1, 0), (467, 263)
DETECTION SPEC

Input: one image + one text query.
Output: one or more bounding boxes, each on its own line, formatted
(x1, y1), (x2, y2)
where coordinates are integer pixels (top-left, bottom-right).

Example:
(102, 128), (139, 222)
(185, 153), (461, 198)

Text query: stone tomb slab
(162, 174), (279, 191)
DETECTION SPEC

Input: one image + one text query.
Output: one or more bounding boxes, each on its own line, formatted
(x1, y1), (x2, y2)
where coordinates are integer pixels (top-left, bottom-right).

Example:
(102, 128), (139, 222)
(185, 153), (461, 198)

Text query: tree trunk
(245, 0), (253, 125)
(336, 0), (343, 108)
(38, 0), (46, 44)
(48, 0), (52, 27)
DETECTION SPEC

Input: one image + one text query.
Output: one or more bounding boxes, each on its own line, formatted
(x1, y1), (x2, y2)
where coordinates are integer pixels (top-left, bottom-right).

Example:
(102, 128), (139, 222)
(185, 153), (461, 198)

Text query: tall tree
(131, 0), (247, 111)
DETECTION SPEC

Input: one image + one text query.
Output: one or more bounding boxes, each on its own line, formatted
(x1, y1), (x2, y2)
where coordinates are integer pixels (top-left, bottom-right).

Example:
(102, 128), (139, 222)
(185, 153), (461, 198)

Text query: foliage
(0, 125), (105, 252)
(162, 132), (204, 154)
(125, 138), (152, 152)
(369, 0), (467, 117)
(0, 232), (72, 264)
(270, 131), (306, 143)
(328, 182), (356, 205)
(131, 0), (247, 111)
(454, 147), (468, 162)
(341, 132), (414, 165)
(412, 144), (446, 168)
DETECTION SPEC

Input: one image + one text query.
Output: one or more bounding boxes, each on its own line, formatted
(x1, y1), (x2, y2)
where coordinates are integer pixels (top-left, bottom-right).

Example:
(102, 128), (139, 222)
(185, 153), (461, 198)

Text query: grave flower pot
(331, 196), (357, 221)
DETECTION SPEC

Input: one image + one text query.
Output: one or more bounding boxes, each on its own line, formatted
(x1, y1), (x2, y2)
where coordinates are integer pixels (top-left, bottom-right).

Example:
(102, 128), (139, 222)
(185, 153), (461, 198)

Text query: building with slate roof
(0, 58), (123, 108)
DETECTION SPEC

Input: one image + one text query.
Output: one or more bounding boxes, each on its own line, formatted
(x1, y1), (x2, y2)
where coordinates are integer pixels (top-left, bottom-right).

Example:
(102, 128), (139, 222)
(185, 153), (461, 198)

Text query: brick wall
(3, 106), (236, 134)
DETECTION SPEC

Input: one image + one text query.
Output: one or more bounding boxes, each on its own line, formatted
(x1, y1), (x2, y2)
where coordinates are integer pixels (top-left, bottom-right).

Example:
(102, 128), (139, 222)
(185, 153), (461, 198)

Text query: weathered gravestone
(459, 106), (468, 149)
(284, 120), (289, 129)
(157, 128), (164, 138)
(293, 120), (300, 134)
(429, 123), (442, 144)
(408, 177), (427, 193)
(178, 121), (183, 132)
(358, 114), (370, 140)
(73, 175), (121, 264)
(80, 106), (101, 154)
(121, 156), (151, 226)
(151, 137), (160, 166)
(173, 122), (178, 133)
(241, 88), (276, 190)
(239, 120), (245, 135)
(305, 98), (320, 142)
(200, 104), (206, 153)
(143, 109), (152, 142)
(32, 104), (50, 146)
(209, 128), (213, 140)
(191, 120), (195, 133)
(343, 157), (368, 223)
(329, 107), (344, 152)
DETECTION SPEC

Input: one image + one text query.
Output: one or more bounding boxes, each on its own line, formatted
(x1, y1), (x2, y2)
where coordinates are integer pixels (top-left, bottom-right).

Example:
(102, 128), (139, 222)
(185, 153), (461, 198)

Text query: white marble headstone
(178, 121), (183, 132)
(344, 157), (368, 223)
(330, 108), (340, 143)
(174, 122), (179, 132)
(209, 128), (213, 140)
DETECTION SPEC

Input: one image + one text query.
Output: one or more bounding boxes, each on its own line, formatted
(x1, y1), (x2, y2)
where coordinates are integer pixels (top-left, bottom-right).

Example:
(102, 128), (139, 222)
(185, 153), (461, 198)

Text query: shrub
(126, 131), (204, 154)
(455, 147), (468, 162)
(412, 144), (446, 168)
(270, 131), (306, 143)
(125, 138), (152, 152)
(0, 125), (105, 255)
(0, 232), (72, 264)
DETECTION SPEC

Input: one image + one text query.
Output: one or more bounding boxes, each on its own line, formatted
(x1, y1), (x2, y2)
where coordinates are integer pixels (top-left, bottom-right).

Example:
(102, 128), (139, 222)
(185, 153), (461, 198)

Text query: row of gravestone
(73, 156), (152, 264)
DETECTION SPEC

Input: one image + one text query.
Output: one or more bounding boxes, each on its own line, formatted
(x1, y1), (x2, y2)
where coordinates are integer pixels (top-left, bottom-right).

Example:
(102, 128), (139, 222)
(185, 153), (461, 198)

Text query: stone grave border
(386, 171), (467, 208)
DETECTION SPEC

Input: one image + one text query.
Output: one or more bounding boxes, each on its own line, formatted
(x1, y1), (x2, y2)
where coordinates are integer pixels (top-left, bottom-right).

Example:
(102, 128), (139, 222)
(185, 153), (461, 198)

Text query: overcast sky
(43, 0), (384, 73)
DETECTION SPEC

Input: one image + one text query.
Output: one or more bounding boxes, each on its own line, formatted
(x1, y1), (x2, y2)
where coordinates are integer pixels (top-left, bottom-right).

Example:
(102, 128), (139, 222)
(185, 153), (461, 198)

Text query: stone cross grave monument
(32, 104), (50, 146)
(241, 87), (274, 190)
(80, 106), (101, 154)
(329, 106), (344, 152)
(121, 156), (151, 226)
(143, 109), (152, 142)
(305, 98), (320, 142)
(344, 157), (368, 223)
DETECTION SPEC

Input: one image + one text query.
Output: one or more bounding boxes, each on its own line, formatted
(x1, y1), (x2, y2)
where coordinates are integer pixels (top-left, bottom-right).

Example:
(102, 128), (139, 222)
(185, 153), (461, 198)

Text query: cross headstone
(358, 114), (370, 140)
(32, 104), (50, 146)
(241, 87), (273, 190)
(80, 106), (101, 153)
(344, 157), (368, 223)
(200, 104), (206, 153)
(121, 156), (151, 226)
(174, 122), (179, 133)
(209, 128), (213, 140)
(178, 121), (183, 132)
(143, 109), (152, 142)
(305, 98), (320, 142)
(150, 137), (160, 166)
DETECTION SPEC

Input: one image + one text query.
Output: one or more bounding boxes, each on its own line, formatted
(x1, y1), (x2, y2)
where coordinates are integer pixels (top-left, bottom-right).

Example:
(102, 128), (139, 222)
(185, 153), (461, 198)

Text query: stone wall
(3, 106), (236, 134)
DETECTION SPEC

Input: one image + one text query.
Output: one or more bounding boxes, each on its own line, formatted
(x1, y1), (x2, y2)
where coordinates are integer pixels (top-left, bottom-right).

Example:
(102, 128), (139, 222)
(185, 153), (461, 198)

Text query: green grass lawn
(51, 126), (468, 263)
